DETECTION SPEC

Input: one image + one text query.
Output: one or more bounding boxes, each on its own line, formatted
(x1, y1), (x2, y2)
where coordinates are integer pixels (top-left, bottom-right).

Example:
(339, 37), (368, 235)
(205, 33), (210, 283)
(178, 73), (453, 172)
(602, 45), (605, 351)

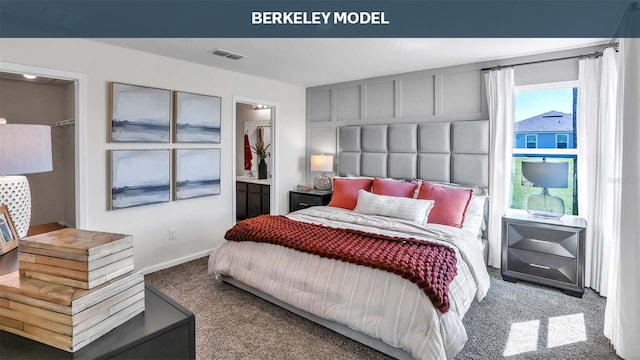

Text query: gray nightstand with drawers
(501, 209), (586, 297)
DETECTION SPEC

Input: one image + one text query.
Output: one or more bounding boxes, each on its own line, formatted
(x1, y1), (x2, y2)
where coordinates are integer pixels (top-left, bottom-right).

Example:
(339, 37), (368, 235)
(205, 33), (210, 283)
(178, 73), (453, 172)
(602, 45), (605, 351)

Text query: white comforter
(209, 206), (490, 360)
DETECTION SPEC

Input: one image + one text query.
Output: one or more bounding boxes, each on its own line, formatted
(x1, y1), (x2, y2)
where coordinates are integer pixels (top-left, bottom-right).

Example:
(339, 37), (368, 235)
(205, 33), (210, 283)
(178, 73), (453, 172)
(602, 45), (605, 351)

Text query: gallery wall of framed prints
(107, 82), (222, 210)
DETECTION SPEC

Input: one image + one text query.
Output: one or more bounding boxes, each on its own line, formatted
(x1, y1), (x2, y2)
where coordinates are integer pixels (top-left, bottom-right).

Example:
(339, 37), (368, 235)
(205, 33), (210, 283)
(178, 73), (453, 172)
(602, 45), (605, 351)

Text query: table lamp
(521, 158), (568, 218)
(310, 154), (333, 191)
(0, 121), (53, 238)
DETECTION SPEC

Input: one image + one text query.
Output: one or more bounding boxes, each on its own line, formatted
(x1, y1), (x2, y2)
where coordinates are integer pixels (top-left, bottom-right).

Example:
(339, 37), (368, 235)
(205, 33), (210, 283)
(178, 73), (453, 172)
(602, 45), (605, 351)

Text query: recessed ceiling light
(23, 74), (37, 80)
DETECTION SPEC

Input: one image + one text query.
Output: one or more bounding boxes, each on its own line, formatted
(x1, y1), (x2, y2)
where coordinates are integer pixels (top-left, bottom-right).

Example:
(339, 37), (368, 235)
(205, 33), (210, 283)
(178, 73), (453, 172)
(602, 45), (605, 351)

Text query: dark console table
(0, 248), (196, 359)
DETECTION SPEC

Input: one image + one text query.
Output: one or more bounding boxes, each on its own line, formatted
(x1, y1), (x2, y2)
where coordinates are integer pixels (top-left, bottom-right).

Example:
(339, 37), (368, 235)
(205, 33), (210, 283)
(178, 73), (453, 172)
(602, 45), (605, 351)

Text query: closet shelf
(51, 119), (75, 127)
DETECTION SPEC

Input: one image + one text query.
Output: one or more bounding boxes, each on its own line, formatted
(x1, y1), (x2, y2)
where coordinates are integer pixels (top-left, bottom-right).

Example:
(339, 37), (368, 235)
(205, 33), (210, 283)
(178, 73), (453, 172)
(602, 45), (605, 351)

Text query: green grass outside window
(510, 156), (575, 215)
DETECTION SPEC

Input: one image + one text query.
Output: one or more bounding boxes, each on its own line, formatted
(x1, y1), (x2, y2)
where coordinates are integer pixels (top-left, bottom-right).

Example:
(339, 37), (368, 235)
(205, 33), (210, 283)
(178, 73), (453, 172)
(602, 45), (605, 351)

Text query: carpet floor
(145, 256), (619, 360)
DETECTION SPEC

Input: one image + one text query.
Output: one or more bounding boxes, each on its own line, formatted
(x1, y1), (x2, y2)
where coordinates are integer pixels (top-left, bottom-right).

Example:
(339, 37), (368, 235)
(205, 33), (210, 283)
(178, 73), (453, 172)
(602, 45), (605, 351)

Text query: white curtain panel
(577, 48), (620, 295)
(605, 37), (640, 360)
(484, 68), (514, 268)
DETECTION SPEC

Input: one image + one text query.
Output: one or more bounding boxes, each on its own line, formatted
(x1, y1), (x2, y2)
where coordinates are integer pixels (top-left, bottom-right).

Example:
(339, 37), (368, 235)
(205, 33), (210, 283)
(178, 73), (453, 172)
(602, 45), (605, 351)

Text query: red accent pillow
(328, 178), (373, 210)
(417, 181), (473, 228)
(372, 178), (418, 198)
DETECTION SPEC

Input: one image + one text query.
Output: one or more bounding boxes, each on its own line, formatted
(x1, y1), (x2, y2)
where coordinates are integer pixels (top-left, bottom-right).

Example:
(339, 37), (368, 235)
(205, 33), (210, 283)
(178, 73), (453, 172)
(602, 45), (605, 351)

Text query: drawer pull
(529, 263), (551, 270)
(298, 202), (309, 207)
(529, 238), (549, 244)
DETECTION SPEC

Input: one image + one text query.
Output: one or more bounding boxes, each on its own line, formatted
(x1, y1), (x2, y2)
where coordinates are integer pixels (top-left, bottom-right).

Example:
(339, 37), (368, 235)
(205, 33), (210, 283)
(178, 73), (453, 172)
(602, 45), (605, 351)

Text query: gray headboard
(337, 120), (489, 187)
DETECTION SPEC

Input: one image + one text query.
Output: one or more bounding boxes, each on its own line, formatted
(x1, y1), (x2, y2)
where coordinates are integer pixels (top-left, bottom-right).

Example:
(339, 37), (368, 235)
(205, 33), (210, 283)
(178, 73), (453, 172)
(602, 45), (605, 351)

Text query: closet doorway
(0, 71), (75, 229)
(0, 62), (88, 230)
(232, 97), (277, 223)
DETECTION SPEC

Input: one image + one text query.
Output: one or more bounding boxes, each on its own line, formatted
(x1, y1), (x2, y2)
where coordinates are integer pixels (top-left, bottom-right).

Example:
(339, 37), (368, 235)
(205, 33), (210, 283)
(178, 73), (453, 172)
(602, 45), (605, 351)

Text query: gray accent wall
(305, 44), (606, 183)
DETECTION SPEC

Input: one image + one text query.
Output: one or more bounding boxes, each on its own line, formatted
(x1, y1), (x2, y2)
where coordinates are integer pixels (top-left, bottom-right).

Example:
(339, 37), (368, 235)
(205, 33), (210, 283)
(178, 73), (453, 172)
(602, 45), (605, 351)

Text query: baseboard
(140, 249), (212, 275)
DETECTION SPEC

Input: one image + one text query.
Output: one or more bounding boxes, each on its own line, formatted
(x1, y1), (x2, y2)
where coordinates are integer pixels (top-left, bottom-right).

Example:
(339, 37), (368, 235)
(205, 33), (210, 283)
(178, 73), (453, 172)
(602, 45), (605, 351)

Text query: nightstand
(289, 189), (332, 212)
(501, 209), (586, 297)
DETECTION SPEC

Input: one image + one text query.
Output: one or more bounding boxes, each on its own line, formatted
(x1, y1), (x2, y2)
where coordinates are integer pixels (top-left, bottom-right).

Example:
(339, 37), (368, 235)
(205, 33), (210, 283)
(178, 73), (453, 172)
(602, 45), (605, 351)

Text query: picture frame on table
(109, 82), (172, 143)
(0, 205), (19, 255)
(173, 91), (221, 143)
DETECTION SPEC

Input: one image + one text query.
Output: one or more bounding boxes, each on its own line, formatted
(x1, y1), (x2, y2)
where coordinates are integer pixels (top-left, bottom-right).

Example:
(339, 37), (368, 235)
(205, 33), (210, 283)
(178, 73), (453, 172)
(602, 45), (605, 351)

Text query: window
(556, 134), (568, 149)
(526, 134), (537, 148)
(512, 83), (578, 215)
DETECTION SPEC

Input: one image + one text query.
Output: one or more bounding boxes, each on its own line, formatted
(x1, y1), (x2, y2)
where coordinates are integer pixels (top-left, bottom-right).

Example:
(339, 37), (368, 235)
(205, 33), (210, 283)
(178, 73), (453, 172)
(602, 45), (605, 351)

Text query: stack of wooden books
(0, 228), (144, 352)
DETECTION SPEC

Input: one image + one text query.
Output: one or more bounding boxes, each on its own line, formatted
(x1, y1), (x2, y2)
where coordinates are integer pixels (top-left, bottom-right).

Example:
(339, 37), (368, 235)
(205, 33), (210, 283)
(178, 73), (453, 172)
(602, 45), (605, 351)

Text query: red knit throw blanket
(224, 215), (458, 313)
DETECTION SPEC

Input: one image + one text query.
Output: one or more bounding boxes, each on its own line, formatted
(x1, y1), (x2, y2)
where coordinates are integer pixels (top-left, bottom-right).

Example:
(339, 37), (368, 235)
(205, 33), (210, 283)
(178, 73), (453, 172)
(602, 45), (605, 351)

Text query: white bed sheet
(209, 206), (490, 360)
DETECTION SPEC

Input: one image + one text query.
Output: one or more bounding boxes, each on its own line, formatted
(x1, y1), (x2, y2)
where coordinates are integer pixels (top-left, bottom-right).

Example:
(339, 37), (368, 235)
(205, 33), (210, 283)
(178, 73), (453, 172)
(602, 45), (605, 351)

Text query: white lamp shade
(521, 161), (568, 188)
(0, 124), (53, 175)
(310, 155), (333, 172)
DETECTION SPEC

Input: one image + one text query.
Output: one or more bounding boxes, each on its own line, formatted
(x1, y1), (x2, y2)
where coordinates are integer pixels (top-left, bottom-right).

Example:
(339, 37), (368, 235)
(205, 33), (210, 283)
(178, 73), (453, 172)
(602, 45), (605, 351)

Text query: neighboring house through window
(514, 111), (574, 149)
(512, 83), (578, 215)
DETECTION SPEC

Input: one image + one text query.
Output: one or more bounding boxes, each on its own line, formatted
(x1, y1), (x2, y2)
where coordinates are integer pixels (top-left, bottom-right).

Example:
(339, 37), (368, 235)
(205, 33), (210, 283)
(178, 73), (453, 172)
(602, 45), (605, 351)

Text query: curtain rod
(608, 1), (640, 48)
(481, 50), (604, 72)
(484, 1), (638, 72)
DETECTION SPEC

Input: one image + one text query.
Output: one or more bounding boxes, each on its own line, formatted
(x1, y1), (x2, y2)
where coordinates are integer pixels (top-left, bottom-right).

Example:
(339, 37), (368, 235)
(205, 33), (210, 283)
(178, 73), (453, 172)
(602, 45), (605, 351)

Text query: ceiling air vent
(208, 48), (247, 60)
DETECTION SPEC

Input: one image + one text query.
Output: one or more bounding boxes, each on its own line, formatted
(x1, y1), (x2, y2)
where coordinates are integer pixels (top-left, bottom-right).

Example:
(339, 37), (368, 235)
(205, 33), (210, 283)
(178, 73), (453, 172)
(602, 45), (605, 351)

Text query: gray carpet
(145, 257), (619, 360)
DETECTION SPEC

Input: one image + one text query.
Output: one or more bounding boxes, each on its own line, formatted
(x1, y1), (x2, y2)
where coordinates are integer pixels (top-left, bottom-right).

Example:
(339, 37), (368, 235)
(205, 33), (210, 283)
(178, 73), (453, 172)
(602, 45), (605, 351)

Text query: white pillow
(353, 190), (434, 224)
(345, 174), (374, 180)
(462, 195), (488, 236)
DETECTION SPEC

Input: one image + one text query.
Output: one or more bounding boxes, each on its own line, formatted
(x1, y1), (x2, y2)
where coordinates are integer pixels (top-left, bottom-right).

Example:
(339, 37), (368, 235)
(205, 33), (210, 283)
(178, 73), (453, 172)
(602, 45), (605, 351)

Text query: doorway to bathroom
(232, 97), (277, 223)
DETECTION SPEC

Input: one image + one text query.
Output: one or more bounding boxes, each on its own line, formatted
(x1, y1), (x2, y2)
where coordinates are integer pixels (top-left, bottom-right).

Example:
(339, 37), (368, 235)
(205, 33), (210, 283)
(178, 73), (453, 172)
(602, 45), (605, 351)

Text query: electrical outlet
(168, 227), (177, 240)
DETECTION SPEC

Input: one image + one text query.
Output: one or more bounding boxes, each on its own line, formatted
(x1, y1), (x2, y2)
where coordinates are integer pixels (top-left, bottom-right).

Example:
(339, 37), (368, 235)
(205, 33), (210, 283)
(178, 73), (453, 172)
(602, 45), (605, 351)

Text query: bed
(209, 121), (491, 359)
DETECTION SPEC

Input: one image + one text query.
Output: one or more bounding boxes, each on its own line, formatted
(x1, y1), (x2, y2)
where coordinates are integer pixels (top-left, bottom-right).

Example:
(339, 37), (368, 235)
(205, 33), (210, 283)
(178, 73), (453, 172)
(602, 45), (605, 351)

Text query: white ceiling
(96, 38), (608, 88)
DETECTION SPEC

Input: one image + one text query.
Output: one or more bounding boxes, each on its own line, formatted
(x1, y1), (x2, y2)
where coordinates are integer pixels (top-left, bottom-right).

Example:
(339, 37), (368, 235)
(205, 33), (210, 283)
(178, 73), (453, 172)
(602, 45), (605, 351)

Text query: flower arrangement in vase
(252, 140), (270, 179)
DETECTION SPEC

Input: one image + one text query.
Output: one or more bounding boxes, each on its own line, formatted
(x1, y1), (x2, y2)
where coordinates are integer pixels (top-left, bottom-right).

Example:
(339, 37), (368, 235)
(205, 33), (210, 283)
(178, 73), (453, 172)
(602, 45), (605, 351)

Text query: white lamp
(310, 154), (333, 191)
(0, 122), (53, 238)
(521, 158), (568, 218)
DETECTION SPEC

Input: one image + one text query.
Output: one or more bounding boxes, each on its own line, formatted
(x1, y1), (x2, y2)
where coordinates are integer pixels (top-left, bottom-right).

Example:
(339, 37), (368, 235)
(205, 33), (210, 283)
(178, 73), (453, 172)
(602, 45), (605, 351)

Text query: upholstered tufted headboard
(337, 120), (490, 264)
(337, 120), (489, 187)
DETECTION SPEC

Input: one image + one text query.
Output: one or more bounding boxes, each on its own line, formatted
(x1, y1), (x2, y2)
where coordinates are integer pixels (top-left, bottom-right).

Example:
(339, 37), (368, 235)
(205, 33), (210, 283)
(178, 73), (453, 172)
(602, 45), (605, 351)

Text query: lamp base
(526, 189), (564, 218)
(0, 176), (31, 238)
(313, 175), (332, 191)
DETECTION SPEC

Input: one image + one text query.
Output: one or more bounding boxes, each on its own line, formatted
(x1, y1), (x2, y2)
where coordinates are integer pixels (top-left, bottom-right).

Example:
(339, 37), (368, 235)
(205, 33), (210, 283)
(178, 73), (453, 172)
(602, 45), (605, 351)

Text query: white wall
(0, 39), (306, 271)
